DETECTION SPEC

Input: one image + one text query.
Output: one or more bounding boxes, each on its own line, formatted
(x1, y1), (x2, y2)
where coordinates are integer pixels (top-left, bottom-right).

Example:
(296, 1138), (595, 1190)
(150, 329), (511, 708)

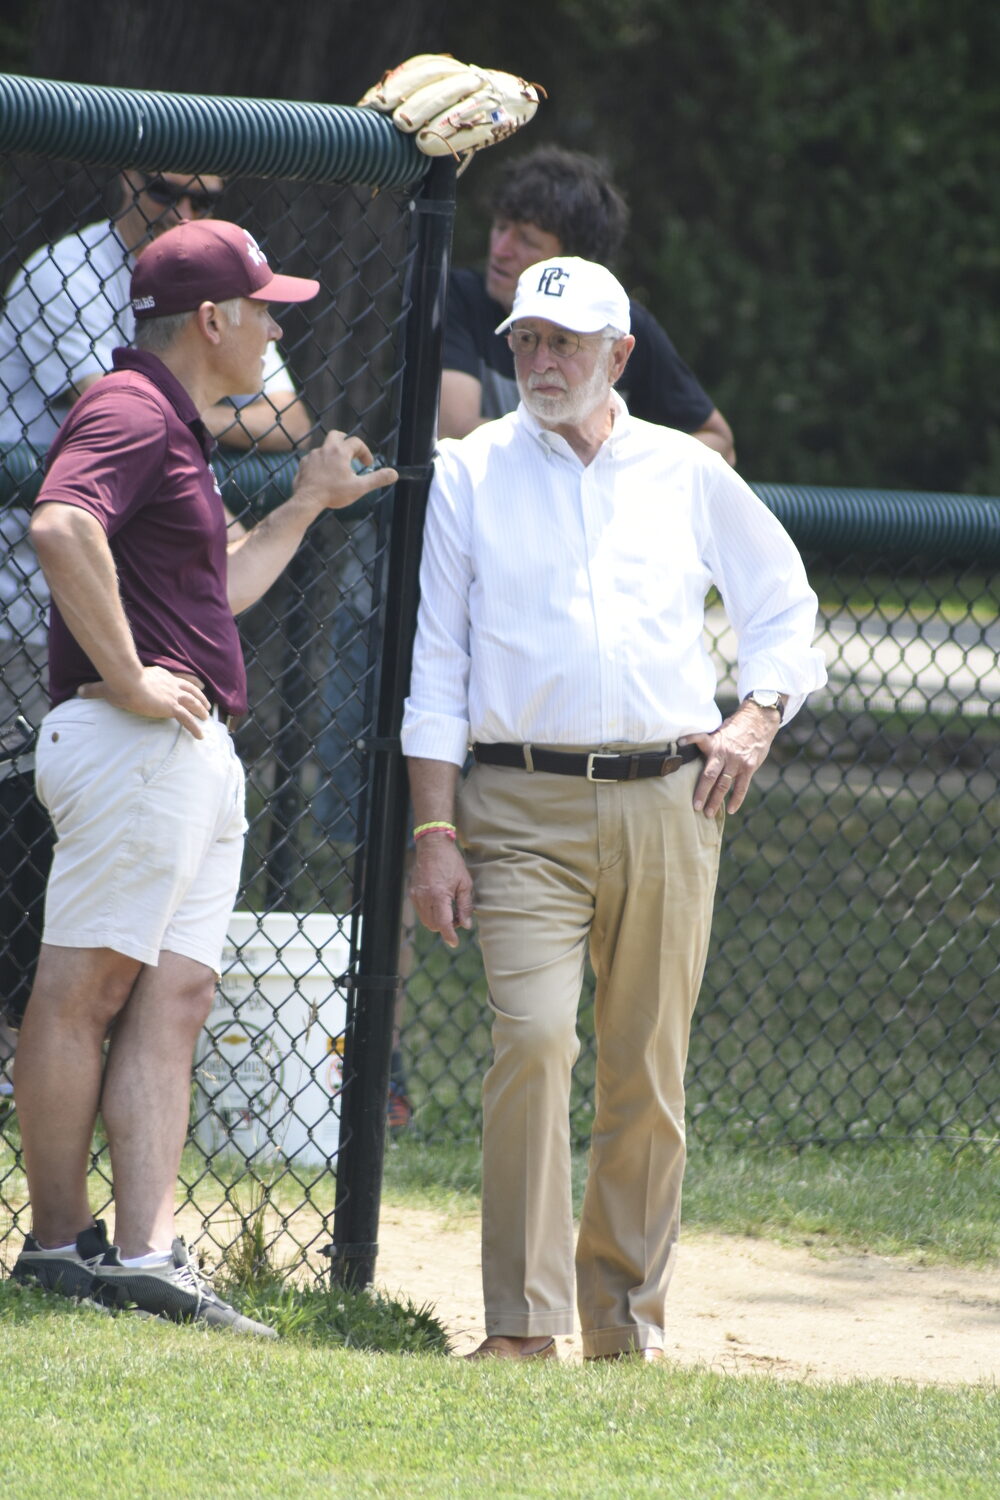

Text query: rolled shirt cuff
(737, 648), (827, 726)
(400, 705), (470, 767)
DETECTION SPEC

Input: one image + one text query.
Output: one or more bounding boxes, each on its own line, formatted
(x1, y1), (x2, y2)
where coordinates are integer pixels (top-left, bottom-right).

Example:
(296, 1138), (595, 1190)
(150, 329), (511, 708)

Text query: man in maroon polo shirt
(10, 221), (396, 1334)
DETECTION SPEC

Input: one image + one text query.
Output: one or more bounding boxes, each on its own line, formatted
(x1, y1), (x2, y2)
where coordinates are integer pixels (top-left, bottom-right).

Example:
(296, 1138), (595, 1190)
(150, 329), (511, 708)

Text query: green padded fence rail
(0, 443), (360, 522)
(752, 482), (1000, 564)
(4, 443), (999, 563)
(0, 72), (429, 189)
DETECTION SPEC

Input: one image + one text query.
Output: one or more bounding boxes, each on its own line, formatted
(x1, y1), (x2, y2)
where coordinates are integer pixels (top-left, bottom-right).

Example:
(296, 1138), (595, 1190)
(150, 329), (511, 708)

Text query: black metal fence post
(329, 157), (457, 1288)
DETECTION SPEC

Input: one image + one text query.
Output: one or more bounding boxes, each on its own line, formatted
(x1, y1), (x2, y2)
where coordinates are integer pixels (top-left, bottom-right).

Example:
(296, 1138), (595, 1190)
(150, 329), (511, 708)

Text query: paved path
(706, 607), (1000, 718)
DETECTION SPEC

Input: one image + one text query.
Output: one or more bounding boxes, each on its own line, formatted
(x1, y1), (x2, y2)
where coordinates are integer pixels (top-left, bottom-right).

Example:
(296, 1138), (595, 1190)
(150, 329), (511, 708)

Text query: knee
(173, 971), (218, 1035)
(26, 949), (138, 1035)
(491, 1003), (579, 1071)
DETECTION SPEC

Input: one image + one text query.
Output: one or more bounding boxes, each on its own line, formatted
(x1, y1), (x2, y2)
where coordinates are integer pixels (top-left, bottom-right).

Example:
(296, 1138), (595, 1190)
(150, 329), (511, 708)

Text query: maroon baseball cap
(131, 220), (319, 320)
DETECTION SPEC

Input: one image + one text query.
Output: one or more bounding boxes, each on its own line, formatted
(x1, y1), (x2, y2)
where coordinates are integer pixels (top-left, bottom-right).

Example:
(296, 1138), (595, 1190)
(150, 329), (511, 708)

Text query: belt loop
(522, 743), (535, 773)
(627, 754), (640, 780)
(209, 704), (235, 733)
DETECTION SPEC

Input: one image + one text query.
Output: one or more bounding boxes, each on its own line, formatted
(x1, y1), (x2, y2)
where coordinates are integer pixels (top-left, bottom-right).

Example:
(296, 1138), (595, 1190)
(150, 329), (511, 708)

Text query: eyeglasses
(140, 176), (223, 217)
(507, 327), (607, 360)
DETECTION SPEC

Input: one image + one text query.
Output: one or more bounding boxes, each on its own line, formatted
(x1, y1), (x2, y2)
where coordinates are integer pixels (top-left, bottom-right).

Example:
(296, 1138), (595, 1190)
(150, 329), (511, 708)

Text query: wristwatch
(743, 689), (784, 720)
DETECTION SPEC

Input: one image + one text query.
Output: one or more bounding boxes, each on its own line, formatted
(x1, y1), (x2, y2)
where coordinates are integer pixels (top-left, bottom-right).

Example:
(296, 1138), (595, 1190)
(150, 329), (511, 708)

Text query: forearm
(30, 504), (143, 691)
(30, 503), (209, 731)
(407, 756), (462, 826)
(692, 408), (736, 466)
(225, 489), (323, 614)
(438, 370), (487, 440)
(225, 431), (396, 614)
(203, 393), (312, 453)
(406, 755), (473, 948)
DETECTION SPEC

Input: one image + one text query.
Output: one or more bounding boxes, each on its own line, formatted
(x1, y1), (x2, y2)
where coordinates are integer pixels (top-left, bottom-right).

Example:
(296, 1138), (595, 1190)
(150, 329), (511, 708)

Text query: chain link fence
(401, 551), (1000, 1155)
(0, 84), (442, 1284)
(1, 82), (997, 1296)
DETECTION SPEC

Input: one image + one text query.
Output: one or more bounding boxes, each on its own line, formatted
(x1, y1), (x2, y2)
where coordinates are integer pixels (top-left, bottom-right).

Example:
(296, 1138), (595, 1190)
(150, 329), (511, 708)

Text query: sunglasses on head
(141, 175), (223, 217)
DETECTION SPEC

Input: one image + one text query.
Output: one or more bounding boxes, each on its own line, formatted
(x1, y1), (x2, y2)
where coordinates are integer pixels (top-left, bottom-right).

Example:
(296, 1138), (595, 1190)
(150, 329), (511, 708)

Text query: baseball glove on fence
(359, 53), (544, 169)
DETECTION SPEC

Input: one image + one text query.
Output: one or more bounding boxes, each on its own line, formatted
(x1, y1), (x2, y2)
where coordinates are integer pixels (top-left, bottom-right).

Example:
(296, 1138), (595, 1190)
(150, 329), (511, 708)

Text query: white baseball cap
(495, 256), (631, 336)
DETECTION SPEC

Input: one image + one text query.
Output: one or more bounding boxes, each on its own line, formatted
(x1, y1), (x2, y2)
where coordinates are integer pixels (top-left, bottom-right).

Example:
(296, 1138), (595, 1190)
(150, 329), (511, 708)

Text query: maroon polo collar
(111, 346), (212, 459)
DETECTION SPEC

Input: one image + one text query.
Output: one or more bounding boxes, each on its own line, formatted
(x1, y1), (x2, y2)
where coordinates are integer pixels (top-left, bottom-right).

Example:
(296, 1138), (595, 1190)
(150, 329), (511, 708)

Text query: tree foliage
(439, 0), (1000, 491)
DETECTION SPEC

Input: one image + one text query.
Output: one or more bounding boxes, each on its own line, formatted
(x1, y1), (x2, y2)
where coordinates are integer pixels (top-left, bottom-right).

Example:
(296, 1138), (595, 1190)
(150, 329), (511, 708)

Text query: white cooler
(193, 911), (350, 1167)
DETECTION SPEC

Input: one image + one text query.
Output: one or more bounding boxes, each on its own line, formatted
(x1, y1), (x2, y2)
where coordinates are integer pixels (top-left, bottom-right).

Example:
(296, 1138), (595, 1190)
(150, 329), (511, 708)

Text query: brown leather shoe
(586, 1347), (666, 1364)
(465, 1335), (558, 1361)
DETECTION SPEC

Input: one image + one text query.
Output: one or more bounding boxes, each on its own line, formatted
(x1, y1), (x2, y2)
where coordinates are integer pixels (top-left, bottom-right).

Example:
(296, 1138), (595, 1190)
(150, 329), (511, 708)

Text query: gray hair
(133, 309), (194, 354)
(132, 295), (243, 354)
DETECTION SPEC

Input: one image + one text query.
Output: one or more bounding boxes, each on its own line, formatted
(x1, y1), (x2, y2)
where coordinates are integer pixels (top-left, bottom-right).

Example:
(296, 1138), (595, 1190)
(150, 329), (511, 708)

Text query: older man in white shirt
(402, 256), (826, 1363)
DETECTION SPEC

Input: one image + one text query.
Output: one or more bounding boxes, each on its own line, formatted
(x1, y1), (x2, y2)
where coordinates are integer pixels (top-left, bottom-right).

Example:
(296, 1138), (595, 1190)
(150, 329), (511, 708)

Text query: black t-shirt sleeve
(441, 269), (521, 420)
(620, 300), (716, 431)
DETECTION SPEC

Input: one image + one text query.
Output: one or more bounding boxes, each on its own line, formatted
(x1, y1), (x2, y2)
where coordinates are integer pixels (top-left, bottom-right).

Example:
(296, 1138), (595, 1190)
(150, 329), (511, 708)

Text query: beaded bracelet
(413, 820), (457, 841)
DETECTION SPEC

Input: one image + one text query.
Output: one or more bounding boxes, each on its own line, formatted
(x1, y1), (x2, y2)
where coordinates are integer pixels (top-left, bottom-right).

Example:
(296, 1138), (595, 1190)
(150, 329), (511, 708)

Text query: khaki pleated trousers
(457, 754), (723, 1357)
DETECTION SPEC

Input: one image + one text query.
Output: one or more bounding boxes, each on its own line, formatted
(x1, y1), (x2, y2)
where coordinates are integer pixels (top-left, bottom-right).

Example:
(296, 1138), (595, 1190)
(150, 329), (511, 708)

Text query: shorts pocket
(138, 720), (185, 785)
(34, 705), (104, 817)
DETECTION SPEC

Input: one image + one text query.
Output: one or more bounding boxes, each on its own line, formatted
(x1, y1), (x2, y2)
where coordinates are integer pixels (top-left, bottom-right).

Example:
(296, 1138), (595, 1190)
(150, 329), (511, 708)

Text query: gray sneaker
(94, 1238), (277, 1338)
(11, 1219), (113, 1301)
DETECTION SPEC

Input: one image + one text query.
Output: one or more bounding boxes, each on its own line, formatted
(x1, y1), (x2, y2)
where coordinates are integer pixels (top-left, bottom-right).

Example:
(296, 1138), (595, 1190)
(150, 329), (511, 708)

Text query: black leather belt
(472, 742), (701, 782)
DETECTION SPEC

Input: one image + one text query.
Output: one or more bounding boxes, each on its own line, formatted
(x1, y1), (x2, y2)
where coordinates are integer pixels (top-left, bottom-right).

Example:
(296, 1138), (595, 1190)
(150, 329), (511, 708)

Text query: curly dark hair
(490, 146), (629, 265)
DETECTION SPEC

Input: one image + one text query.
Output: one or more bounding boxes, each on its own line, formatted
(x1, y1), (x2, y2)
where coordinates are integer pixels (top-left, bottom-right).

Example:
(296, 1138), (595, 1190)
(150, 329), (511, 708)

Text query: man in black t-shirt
(440, 146), (735, 465)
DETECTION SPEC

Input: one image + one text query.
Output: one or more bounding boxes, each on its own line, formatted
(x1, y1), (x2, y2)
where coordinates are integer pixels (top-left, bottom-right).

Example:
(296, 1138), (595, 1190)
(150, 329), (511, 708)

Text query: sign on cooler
(193, 911), (350, 1167)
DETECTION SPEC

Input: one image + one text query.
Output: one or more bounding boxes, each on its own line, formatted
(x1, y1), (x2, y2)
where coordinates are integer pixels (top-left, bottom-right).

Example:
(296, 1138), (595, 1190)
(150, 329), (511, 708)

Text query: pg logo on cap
(537, 266), (568, 298)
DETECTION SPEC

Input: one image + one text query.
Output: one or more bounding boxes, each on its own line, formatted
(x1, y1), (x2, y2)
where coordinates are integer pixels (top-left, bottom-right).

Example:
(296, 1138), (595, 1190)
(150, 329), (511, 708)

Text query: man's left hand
(681, 701), (782, 817)
(292, 431), (397, 512)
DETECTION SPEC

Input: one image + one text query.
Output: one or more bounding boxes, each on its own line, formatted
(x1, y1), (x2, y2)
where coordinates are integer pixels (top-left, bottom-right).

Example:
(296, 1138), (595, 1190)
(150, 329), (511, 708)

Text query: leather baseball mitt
(359, 54), (544, 168)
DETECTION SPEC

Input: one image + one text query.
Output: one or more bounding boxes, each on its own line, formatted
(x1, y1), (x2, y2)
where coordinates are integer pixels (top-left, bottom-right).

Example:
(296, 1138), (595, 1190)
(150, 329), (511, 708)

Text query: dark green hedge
(445, 1), (1000, 493)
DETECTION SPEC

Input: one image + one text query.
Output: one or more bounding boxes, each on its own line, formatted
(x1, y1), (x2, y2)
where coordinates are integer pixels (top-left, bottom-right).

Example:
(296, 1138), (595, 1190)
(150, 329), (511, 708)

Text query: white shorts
(34, 699), (247, 973)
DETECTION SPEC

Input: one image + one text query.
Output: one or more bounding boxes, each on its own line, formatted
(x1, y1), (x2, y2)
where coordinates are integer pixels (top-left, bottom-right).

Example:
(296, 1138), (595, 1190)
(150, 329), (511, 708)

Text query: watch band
(743, 689), (785, 721)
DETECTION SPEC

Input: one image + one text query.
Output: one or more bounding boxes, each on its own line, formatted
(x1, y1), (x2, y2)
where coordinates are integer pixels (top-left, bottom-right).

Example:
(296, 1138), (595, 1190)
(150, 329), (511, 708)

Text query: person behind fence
(438, 144), (735, 465)
(0, 168), (312, 1056)
(0, 166), (311, 453)
(9, 219), (396, 1335)
(312, 541), (416, 1130)
(402, 256), (826, 1362)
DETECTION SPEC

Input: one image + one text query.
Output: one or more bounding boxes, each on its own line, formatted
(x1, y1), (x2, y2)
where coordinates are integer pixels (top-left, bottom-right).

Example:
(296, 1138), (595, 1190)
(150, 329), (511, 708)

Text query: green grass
(3, 1140), (998, 1497)
(683, 1142), (1000, 1265)
(1, 1291), (997, 1500)
(383, 1136), (1000, 1267)
(228, 1281), (452, 1351)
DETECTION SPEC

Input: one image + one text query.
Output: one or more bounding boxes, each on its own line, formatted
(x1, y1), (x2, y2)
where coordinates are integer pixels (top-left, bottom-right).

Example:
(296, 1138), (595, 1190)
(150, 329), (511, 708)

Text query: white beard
(518, 356), (612, 429)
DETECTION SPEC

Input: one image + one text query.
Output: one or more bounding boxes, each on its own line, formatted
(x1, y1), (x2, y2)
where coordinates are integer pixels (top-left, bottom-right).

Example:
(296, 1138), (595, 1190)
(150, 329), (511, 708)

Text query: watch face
(747, 691), (782, 714)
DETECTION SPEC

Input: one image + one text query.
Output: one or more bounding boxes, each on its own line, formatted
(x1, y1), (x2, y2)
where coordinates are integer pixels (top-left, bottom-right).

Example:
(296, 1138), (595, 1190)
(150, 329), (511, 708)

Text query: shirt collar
(515, 387), (632, 461)
(112, 346), (212, 459)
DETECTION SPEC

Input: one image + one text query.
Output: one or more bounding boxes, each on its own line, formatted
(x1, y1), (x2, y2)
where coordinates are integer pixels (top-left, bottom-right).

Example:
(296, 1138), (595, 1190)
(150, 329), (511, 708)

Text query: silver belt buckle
(585, 752), (617, 782)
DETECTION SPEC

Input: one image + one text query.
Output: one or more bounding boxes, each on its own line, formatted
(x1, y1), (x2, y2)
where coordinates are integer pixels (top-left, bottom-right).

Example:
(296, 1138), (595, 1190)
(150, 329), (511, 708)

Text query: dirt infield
(375, 1204), (1000, 1385)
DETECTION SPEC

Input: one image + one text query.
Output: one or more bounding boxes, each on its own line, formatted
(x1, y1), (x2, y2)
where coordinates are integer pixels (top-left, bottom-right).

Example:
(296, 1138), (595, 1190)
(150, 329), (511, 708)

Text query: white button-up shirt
(401, 396), (827, 767)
